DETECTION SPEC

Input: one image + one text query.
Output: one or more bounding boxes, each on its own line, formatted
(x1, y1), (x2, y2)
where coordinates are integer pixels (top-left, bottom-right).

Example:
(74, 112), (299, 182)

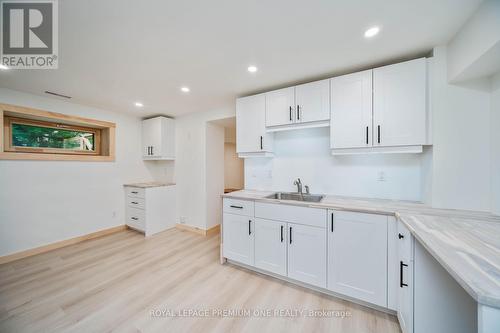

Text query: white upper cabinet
(330, 57), (429, 154)
(373, 58), (427, 147)
(265, 87), (295, 127)
(327, 210), (388, 307)
(295, 79), (330, 124)
(236, 94), (274, 156)
(142, 116), (175, 160)
(265, 81), (330, 130)
(330, 70), (373, 149)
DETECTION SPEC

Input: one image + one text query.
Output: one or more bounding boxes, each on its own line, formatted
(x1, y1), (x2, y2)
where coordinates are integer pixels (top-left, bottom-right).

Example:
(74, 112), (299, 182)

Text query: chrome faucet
(293, 178), (303, 194)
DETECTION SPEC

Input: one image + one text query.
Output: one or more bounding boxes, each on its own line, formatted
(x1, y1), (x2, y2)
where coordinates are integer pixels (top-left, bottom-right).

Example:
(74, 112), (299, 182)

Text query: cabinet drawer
(126, 187), (145, 198)
(255, 202), (326, 228)
(126, 207), (145, 231)
(127, 197), (145, 210)
(223, 198), (254, 216)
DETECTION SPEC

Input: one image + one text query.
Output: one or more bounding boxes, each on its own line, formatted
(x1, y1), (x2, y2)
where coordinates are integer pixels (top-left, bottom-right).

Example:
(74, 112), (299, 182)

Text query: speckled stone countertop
(123, 182), (176, 188)
(222, 190), (500, 308)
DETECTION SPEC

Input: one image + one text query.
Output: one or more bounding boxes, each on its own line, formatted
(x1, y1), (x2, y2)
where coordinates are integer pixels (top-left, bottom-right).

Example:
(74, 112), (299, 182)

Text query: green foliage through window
(12, 123), (95, 151)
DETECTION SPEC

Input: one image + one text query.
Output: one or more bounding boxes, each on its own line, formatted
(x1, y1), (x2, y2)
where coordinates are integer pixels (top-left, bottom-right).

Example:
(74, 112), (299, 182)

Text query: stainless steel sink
(265, 192), (324, 203)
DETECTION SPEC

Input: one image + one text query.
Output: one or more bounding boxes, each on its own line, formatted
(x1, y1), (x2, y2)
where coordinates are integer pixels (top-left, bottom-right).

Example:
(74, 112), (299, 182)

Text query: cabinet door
(142, 117), (162, 157)
(330, 70), (373, 149)
(222, 213), (254, 266)
(373, 58), (427, 147)
(397, 222), (414, 333)
(295, 79), (330, 124)
(236, 94), (270, 153)
(254, 218), (287, 276)
(160, 117), (175, 159)
(328, 210), (388, 307)
(265, 87), (295, 127)
(287, 223), (326, 288)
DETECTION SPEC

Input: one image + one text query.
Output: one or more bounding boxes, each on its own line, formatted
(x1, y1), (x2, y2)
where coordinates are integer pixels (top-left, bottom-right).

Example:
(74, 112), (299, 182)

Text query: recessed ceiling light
(364, 26), (380, 38)
(135, 102), (144, 107)
(181, 87), (190, 93)
(0, 64), (9, 70)
(247, 65), (258, 73)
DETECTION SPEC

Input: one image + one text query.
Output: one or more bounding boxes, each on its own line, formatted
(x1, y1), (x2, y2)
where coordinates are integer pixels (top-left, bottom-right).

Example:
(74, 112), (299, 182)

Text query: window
(1, 103), (116, 161)
(5, 117), (101, 155)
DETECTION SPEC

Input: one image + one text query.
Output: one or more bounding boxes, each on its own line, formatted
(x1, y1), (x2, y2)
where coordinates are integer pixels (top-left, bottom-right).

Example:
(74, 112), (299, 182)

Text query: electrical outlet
(112, 211), (117, 218)
(180, 216), (186, 224)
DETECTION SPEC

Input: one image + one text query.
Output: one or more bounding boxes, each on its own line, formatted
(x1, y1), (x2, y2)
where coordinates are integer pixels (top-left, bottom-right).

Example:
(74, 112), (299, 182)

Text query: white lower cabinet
(223, 200), (392, 307)
(327, 210), (388, 307)
(124, 185), (176, 236)
(287, 222), (327, 288)
(397, 221), (414, 333)
(222, 213), (254, 266)
(254, 218), (287, 276)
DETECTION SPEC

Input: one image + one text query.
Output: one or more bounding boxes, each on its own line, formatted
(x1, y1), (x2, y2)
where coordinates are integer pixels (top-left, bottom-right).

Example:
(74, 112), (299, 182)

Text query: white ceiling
(0, 0), (482, 117)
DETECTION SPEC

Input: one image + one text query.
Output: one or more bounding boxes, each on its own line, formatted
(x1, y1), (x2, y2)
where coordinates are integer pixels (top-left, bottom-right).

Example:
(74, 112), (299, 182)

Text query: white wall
(174, 107), (234, 229)
(428, 46), (492, 212)
(491, 72), (500, 215)
(205, 123), (225, 229)
(224, 143), (244, 190)
(447, 0), (500, 83)
(0, 89), (166, 256)
(245, 127), (423, 201)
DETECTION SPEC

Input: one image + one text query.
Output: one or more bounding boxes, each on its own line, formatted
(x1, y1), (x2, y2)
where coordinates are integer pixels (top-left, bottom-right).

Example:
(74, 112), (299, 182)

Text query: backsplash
(244, 127), (423, 202)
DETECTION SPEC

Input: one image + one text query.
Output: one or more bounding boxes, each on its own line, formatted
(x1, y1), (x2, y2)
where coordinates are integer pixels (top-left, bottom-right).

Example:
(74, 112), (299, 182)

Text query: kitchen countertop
(222, 189), (500, 308)
(123, 182), (176, 188)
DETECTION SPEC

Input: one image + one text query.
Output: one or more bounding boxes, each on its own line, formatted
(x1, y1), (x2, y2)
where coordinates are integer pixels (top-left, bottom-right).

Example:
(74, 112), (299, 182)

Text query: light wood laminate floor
(0, 228), (401, 333)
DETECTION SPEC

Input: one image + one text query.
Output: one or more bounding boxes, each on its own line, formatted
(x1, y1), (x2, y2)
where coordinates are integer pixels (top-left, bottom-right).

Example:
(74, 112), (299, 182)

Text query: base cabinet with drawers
(222, 198), (397, 298)
(223, 199), (327, 288)
(125, 185), (176, 236)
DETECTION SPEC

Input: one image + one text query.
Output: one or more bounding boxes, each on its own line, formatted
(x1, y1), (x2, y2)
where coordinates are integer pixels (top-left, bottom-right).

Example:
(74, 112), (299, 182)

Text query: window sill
(0, 152), (115, 161)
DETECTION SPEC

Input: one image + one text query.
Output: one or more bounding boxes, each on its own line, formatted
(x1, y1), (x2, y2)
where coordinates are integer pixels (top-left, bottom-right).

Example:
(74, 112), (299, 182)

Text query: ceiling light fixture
(247, 65), (258, 73)
(135, 102), (144, 107)
(364, 26), (380, 38)
(181, 87), (190, 93)
(0, 64), (9, 70)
